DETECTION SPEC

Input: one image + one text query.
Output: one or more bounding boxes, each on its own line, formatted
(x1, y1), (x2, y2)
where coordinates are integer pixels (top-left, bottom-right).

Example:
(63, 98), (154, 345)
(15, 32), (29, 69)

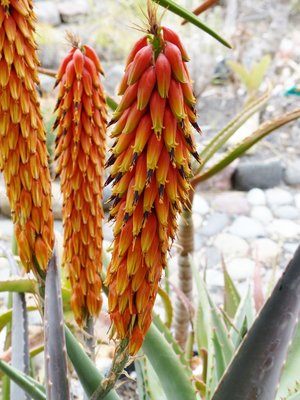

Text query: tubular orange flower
(54, 36), (107, 325)
(0, 1), (54, 273)
(105, 9), (201, 355)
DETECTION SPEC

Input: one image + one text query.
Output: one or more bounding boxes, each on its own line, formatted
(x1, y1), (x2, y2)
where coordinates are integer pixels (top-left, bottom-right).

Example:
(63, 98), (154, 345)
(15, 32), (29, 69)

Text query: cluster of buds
(54, 38), (107, 325)
(0, 0), (54, 273)
(105, 21), (200, 354)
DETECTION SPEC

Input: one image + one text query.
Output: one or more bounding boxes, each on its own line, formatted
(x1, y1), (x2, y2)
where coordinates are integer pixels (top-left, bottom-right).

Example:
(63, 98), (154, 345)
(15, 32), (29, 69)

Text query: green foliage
(227, 55), (271, 96)
(152, 0), (232, 48)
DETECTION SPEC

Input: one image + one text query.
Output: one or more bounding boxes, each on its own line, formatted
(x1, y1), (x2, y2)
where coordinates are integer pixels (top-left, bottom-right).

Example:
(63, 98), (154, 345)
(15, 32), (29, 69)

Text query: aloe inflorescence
(54, 35), (107, 325)
(0, 0), (54, 274)
(105, 4), (201, 355)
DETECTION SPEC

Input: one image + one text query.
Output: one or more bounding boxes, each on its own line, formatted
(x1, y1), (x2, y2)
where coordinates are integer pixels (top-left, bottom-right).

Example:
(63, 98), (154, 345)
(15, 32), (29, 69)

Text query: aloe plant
(0, 1), (300, 400)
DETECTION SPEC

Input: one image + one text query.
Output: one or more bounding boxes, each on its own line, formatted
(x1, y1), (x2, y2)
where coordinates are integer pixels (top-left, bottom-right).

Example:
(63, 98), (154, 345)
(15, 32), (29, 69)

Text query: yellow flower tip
(150, 91), (166, 135)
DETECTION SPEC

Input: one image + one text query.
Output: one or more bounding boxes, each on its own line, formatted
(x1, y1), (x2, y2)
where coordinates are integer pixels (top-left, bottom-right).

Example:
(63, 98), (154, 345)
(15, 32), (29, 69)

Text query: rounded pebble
(266, 188), (293, 207)
(251, 206), (273, 224)
(214, 233), (249, 258)
(228, 216), (265, 239)
(247, 188), (266, 206)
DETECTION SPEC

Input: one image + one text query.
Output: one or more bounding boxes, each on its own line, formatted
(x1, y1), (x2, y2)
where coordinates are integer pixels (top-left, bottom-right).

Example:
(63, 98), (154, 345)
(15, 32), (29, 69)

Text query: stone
(273, 205), (300, 219)
(34, 2), (61, 26)
(294, 193), (300, 209)
(193, 194), (210, 215)
(192, 213), (203, 230)
(226, 258), (255, 281)
(214, 233), (249, 258)
(250, 206), (273, 224)
(268, 219), (300, 239)
(228, 216), (265, 239)
(102, 64), (124, 96)
(284, 160), (300, 186)
(205, 269), (223, 287)
(201, 213), (229, 236)
(0, 187), (11, 218)
(38, 74), (55, 94)
(283, 242), (298, 254)
(246, 188), (266, 206)
(0, 218), (13, 240)
(232, 158), (282, 190)
(212, 192), (250, 215)
(266, 188), (293, 207)
(102, 185), (112, 212)
(58, 1), (89, 23)
(51, 181), (63, 220)
(198, 246), (222, 269)
(251, 238), (281, 265)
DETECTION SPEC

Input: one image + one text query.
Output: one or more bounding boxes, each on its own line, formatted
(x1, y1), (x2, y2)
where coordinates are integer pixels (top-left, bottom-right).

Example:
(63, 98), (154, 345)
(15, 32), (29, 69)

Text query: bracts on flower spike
(54, 34), (107, 325)
(105, 5), (201, 355)
(0, 1), (54, 275)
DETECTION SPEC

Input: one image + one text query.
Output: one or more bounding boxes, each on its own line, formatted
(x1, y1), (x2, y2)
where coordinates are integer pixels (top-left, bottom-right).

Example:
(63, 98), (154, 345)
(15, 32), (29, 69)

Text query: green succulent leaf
(0, 360), (46, 400)
(212, 246), (300, 400)
(276, 320), (300, 399)
(193, 108), (300, 184)
(226, 61), (251, 88)
(197, 87), (270, 173)
(152, 0), (232, 48)
(0, 278), (37, 294)
(135, 354), (167, 400)
(222, 259), (241, 319)
(249, 55), (271, 92)
(0, 306), (37, 332)
(64, 325), (120, 400)
(44, 252), (70, 400)
(157, 287), (173, 328)
(230, 286), (254, 348)
(143, 323), (197, 400)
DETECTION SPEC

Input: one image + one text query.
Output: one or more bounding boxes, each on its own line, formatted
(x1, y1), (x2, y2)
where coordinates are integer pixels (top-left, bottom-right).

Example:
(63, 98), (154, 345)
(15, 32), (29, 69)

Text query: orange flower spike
(162, 106), (177, 152)
(164, 41), (187, 83)
(73, 48), (84, 79)
(155, 52), (171, 98)
(55, 51), (73, 85)
(146, 133), (163, 173)
(54, 39), (107, 325)
(168, 79), (186, 120)
(141, 213), (157, 253)
(123, 101), (146, 134)
(133, 152), (147, 196)
(115, 82), (139, 114)
(181, 81), (196, 106)
(156, 146), (170, 188)
(162, 26), (190, 62)
(106, 4), (201, 355)
(150, 90), (166, 136)
(0, 1), (54, 274)
(132, 114), (152, 156)
(137, 66), (156, 110)
(127, 45), (153, 85)
(83, 44), (104, 74)
(125, 35), (148, 67)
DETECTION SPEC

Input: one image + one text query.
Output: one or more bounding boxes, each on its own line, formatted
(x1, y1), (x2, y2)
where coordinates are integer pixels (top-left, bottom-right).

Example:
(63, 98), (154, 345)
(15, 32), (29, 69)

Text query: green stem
(90, 339), (129, 400)
(152, 0), (232, 48)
